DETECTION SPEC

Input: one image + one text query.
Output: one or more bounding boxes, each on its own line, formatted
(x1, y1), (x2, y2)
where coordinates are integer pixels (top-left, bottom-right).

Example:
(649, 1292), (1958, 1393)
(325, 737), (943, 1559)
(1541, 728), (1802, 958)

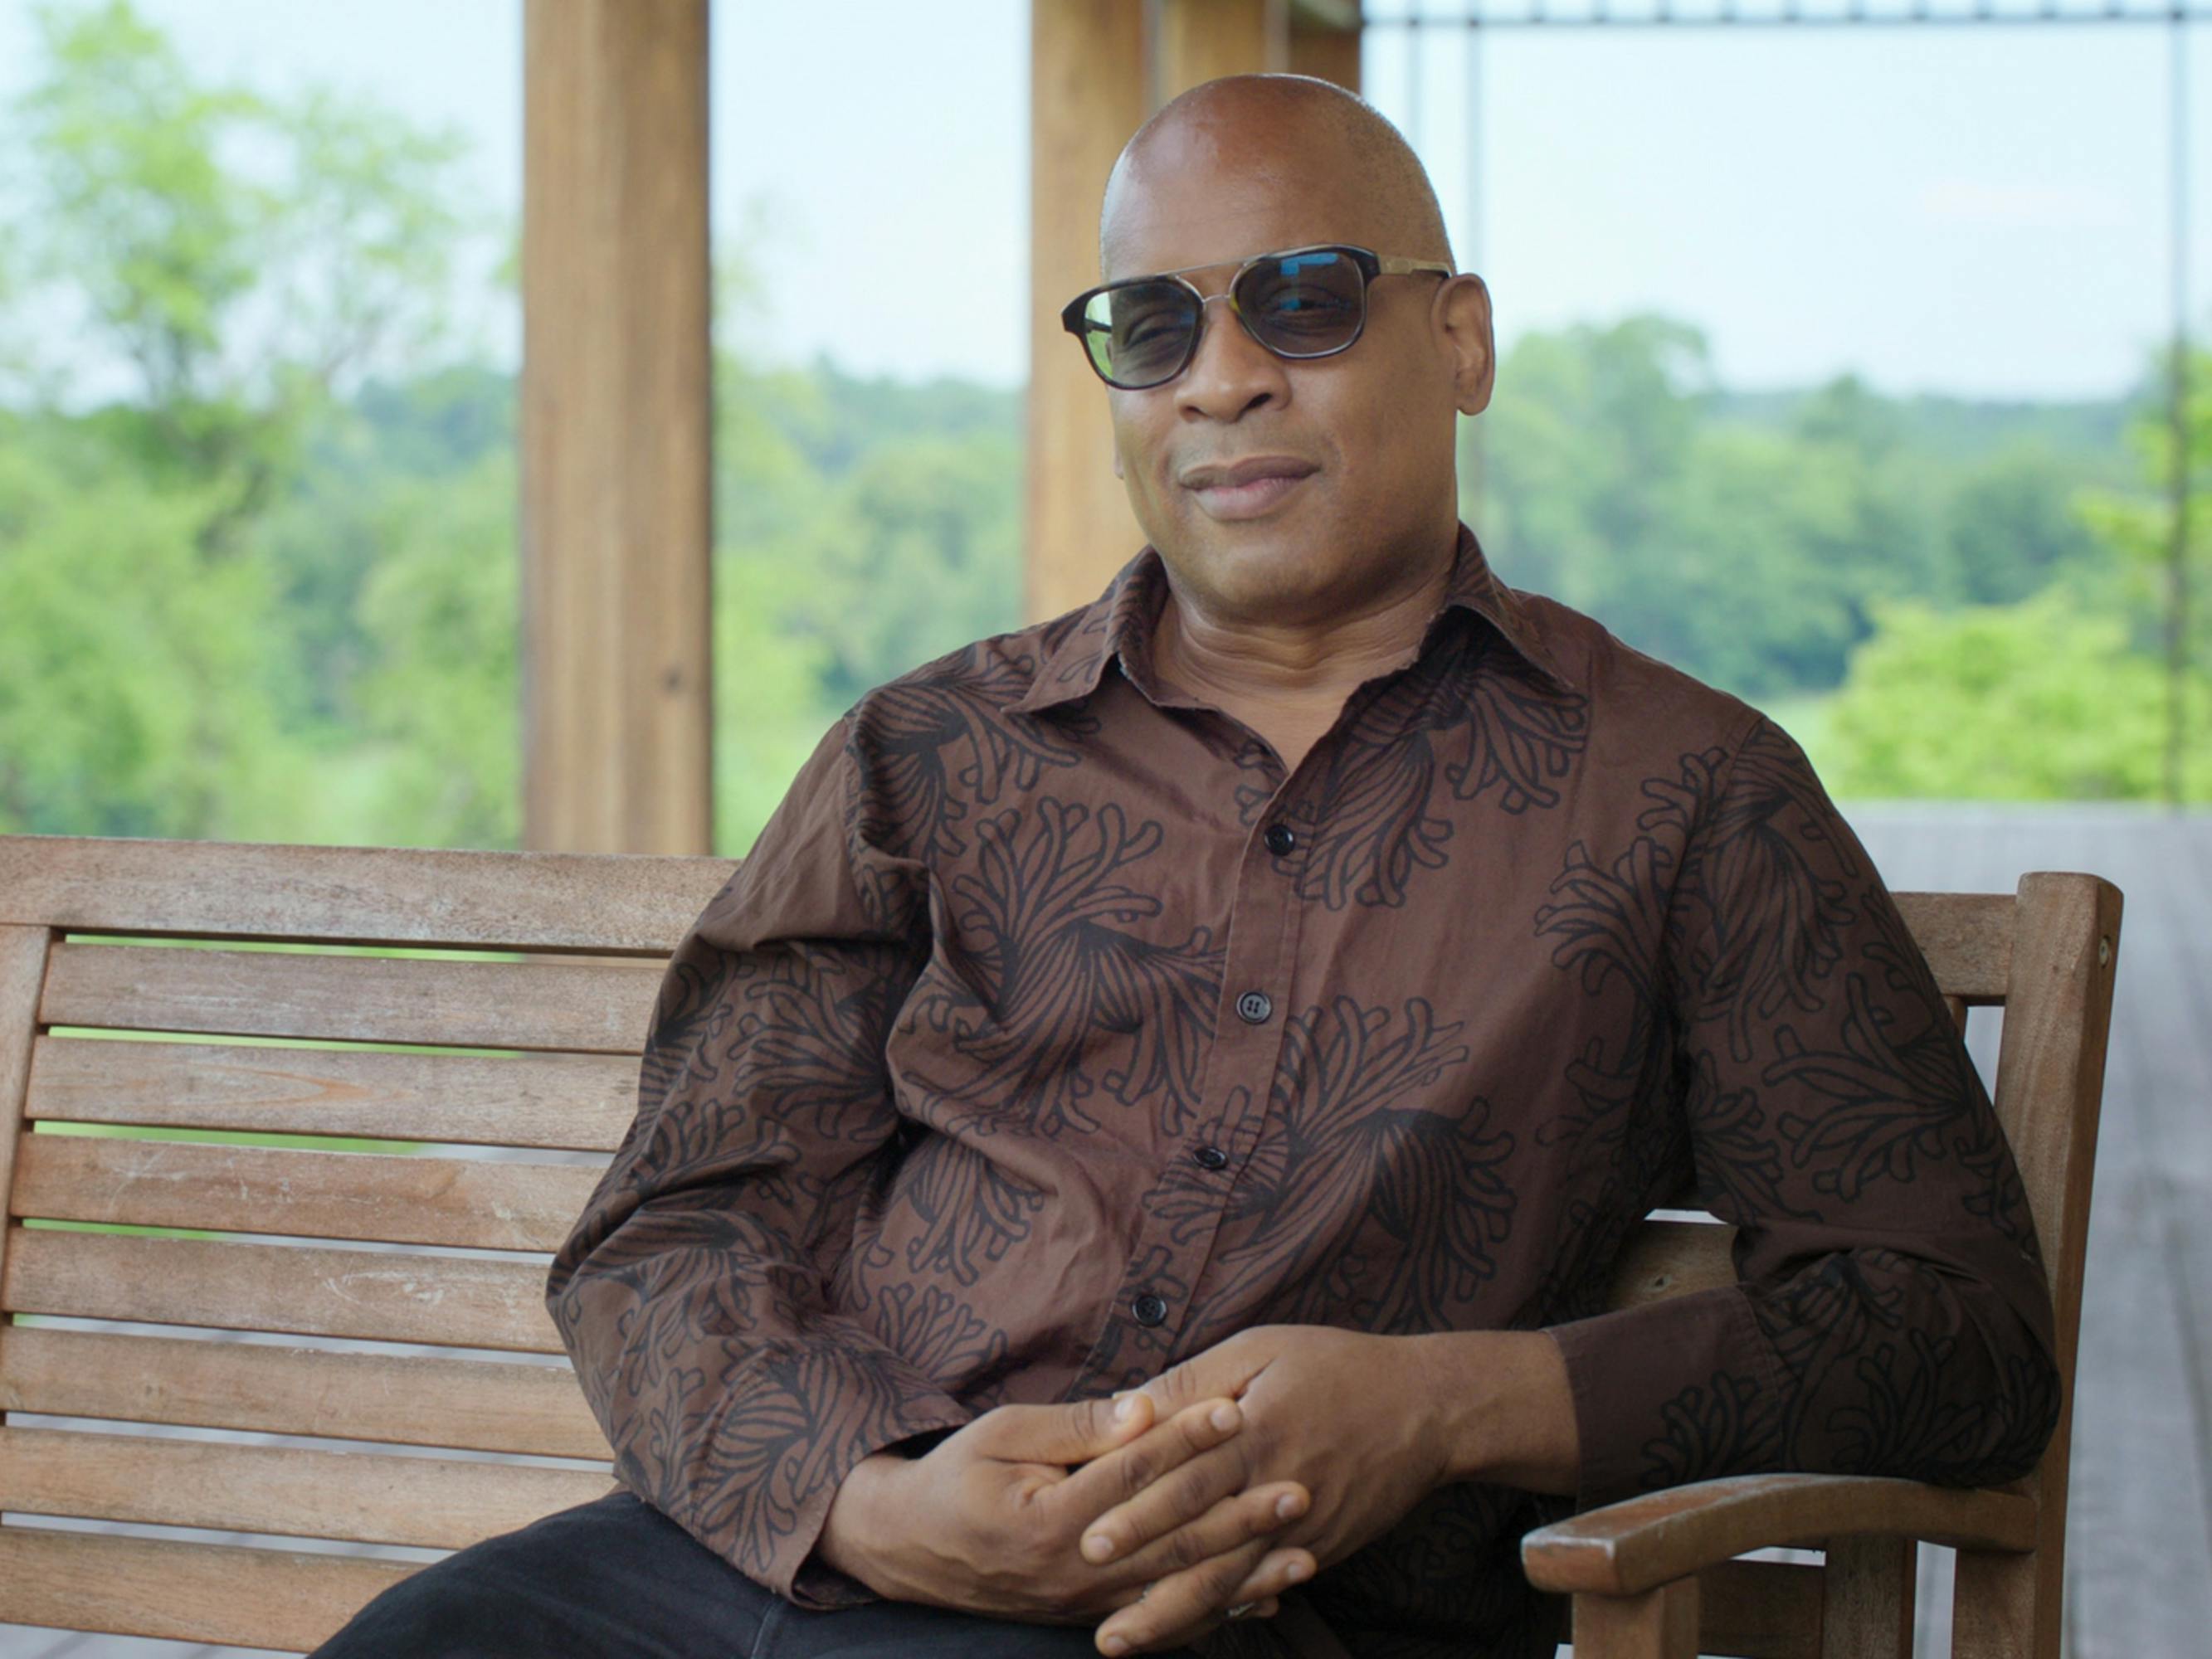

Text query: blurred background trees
(1, 0), (2205, 856)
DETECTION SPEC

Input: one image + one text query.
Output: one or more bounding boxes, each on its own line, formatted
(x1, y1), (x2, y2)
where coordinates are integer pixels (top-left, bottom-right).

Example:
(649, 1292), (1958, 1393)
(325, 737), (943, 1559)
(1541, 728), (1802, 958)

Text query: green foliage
(1820, 588), (2212, 800)
(4, 0), (478, 548)
(709, 356), (1021, 851)
(0, 421), (296, 834)
(2, 0), (2200, 855)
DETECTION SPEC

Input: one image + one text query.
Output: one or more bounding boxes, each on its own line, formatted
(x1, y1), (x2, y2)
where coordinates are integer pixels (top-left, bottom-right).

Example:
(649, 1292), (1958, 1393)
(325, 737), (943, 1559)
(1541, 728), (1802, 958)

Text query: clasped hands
(816, 1325), (1463, 1656)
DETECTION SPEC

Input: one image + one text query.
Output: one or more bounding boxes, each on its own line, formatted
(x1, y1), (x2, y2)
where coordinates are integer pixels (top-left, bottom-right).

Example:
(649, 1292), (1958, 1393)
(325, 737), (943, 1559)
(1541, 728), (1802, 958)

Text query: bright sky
(1, 0), (2206, 400)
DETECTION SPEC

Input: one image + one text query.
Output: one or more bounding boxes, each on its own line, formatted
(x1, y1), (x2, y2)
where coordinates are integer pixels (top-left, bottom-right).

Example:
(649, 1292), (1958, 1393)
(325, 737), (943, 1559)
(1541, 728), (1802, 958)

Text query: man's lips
(1179, 456), (1319, 521)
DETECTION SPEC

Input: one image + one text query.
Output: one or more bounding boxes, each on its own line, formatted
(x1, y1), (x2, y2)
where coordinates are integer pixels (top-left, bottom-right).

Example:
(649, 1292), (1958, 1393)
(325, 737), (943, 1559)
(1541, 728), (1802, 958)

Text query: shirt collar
(1009, 522), (1580, 718)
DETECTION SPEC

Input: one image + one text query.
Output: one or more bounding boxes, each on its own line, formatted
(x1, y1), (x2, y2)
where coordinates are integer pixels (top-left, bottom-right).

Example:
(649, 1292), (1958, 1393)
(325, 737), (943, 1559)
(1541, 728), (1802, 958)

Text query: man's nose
(1174, 294), (1288, 423)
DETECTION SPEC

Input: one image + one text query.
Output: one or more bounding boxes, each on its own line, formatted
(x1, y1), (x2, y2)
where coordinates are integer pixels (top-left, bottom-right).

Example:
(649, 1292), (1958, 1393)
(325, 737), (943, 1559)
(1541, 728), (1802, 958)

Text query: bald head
(1099, 74), (1453, 279)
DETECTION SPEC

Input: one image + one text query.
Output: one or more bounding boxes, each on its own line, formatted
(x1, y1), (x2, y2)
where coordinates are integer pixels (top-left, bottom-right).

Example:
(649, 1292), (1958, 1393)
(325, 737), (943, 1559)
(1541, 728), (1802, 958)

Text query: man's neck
(1151, 544), (1458, 771)
(1155, 547), (1456, 707)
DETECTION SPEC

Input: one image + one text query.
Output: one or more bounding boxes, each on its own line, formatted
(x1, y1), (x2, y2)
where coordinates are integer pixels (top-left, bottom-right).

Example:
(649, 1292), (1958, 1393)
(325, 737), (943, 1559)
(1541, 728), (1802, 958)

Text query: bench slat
(27, 1034), (639, 1149)
(39, 941), (663, 1053)
(1608, 1219), (1739, 1310)
(1891, 889), (2011, 1003)
(0, 1526), (418, 1653)
(0, 832), (735, 956)
(2, 1225), (564, 1352)
(12, 1132), (603, 1253)
(0, 1325), (609, 1458)
(0, 1424), (616, 1548)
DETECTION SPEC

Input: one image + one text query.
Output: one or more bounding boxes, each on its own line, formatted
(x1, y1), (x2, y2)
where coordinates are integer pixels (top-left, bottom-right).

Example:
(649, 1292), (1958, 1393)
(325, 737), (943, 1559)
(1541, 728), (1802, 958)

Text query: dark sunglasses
(1060, 243), (1455, 391)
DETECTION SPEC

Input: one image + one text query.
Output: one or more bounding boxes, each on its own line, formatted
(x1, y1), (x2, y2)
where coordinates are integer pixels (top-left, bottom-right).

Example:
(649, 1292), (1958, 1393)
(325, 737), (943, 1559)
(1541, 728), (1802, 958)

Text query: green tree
(0, 431), (296, 834)
(0, 0), (495, 844)
(3, 0), (476, 546)
(1946, 440), (2107, 607)
(1819, 586), (2212, 800)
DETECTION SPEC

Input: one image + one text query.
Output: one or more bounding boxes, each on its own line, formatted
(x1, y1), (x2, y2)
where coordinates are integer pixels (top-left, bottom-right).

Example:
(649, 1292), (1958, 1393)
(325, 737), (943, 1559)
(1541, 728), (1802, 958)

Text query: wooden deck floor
(2, 803), (2205, 1659)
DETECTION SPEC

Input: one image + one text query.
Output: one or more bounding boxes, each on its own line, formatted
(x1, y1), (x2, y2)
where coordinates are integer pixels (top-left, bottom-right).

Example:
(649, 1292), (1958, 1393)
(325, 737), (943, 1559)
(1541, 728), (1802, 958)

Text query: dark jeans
(309, 1487), (1201, 1658)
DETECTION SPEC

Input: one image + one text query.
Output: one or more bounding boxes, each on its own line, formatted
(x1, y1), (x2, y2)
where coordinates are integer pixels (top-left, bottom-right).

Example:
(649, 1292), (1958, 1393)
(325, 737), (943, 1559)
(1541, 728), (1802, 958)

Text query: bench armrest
(1520, 1473), (2039, 1597)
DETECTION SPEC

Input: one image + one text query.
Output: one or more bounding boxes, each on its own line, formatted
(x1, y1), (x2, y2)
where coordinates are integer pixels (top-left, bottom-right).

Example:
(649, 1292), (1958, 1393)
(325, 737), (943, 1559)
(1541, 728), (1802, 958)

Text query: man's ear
(1434, 273), (1495, 417)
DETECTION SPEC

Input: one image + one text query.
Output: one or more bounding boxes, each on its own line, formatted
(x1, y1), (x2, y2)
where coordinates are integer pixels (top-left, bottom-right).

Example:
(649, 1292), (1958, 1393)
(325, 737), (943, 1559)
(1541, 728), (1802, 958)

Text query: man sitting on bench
(313, 73), (2059, 1659)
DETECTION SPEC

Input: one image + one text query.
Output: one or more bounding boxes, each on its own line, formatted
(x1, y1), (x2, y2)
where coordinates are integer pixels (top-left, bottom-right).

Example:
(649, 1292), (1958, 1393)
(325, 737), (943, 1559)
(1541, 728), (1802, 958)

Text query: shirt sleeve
(544, 717), (973, 1607)
(1546, 712), (2063, 1510)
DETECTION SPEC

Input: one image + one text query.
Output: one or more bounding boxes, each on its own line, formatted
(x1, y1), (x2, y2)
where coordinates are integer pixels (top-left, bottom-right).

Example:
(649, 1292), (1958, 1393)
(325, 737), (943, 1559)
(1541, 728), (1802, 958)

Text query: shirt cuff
(1545, 1284), (1786, 1511)
(721, 1380), (973, 1619)
(782, 1417), (977, 1608)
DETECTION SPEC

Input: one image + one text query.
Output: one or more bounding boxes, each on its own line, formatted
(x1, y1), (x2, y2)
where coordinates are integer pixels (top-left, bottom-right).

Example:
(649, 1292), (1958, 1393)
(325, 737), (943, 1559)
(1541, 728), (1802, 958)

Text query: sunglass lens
(1084, 281), (1198, 387)
(1235, 249), (1365, 356)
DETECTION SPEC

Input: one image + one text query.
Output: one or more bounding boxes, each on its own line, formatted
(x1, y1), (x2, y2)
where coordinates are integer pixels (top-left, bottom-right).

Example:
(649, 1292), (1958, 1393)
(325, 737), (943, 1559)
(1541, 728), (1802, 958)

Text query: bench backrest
(0, 837), (2120, 1655)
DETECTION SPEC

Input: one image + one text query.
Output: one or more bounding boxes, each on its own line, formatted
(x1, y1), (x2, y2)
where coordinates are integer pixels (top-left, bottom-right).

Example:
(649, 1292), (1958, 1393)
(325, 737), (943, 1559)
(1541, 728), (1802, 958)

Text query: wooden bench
(0, 835), (2120, 1657)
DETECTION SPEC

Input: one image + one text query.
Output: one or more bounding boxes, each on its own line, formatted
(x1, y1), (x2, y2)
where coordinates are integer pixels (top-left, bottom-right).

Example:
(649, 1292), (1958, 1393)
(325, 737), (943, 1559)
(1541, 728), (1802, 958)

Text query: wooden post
(1289, 0), (1362, 91)
(1157, 0), (1289, 105)
(1026, 1), (1151, 623)
(522, 0), (714, 855)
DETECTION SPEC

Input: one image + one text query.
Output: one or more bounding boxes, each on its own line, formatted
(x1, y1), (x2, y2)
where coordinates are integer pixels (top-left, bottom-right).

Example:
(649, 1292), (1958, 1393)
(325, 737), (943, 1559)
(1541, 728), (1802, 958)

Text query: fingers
(1050, 1395), (1250, 1539)
(1094, 1541), (1315, 1656)
(1075, 1428), (1303, 1570)
(976, 1392), (1154, 1467)
(1106, 1477), (1308, 1586)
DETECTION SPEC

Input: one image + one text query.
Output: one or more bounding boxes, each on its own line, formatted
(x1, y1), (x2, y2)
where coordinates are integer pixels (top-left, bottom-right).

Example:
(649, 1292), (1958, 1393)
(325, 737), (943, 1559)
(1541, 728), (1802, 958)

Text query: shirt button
(1264, 823), (1297, 857)
(1192, 1144), (1229, 1170)
(1235, 990), (1273, 1024)
(1132, 1292), (1169, 1327)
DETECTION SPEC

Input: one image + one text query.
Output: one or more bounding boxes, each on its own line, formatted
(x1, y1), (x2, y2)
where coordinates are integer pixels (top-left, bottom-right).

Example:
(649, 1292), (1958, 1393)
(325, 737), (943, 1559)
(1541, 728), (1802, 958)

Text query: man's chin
(1156, 526), (1352, 615)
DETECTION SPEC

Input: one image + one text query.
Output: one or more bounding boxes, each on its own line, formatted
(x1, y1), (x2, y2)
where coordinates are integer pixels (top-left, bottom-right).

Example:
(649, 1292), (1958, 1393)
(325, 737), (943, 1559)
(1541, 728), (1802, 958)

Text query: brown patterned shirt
(545, 524), (2059, 1658)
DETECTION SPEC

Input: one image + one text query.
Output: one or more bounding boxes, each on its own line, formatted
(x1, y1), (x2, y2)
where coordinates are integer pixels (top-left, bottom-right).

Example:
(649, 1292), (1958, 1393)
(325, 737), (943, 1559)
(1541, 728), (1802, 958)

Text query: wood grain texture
(0, 834), (732, 953)
(1026, 0), (1149, 621)
(1818, 1535), (1914, 1659)
(522, 0), (714, 855)
(1949, 871), (2123, 1659)
(1695, 1559), (1822, 1659)
(0, 925), (51, 1348)
(1, 1227), (564, 1353)
(10, 1133), (603, 1253)
(0, 1325), (607, 1458)
(27, 1034), (639, 1150)
(1890, 889), (2013, 1003)
(1287, 2), (1361, 91)
(0, 1527), (417, 1652)
(1572, 1576), (1699, 1659)
(1521, 1473), (2036, 1598)
(1157, 0), (1287, 104)
(0, 1423), (614, 1548)
(38, 941), (664, 1053)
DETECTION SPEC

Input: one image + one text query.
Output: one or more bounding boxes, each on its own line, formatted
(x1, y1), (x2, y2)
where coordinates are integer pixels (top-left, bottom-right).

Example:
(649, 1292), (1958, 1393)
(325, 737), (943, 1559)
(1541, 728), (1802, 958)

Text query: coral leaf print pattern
(1186, 998), (1513, 1339)
(1640, 1370), (1787, 1488)
(1770, 973), (1979, 1201)
(1292, 625), (1591, 911)
(549, 532), (2064, 1656)
(881, 1131), (1046, 1287)
(1670, 721), (1859, 1065)
(909, 798), (1221, 1138)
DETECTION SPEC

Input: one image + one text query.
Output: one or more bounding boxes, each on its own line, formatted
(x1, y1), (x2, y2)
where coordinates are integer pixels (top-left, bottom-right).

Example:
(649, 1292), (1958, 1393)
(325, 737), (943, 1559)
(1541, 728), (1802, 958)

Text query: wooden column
(1289, 0), (1362, 91)
(522, 0), (713, 854)
(1027, 1), (1151, 622)
(1156, 0), (1289, 104)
